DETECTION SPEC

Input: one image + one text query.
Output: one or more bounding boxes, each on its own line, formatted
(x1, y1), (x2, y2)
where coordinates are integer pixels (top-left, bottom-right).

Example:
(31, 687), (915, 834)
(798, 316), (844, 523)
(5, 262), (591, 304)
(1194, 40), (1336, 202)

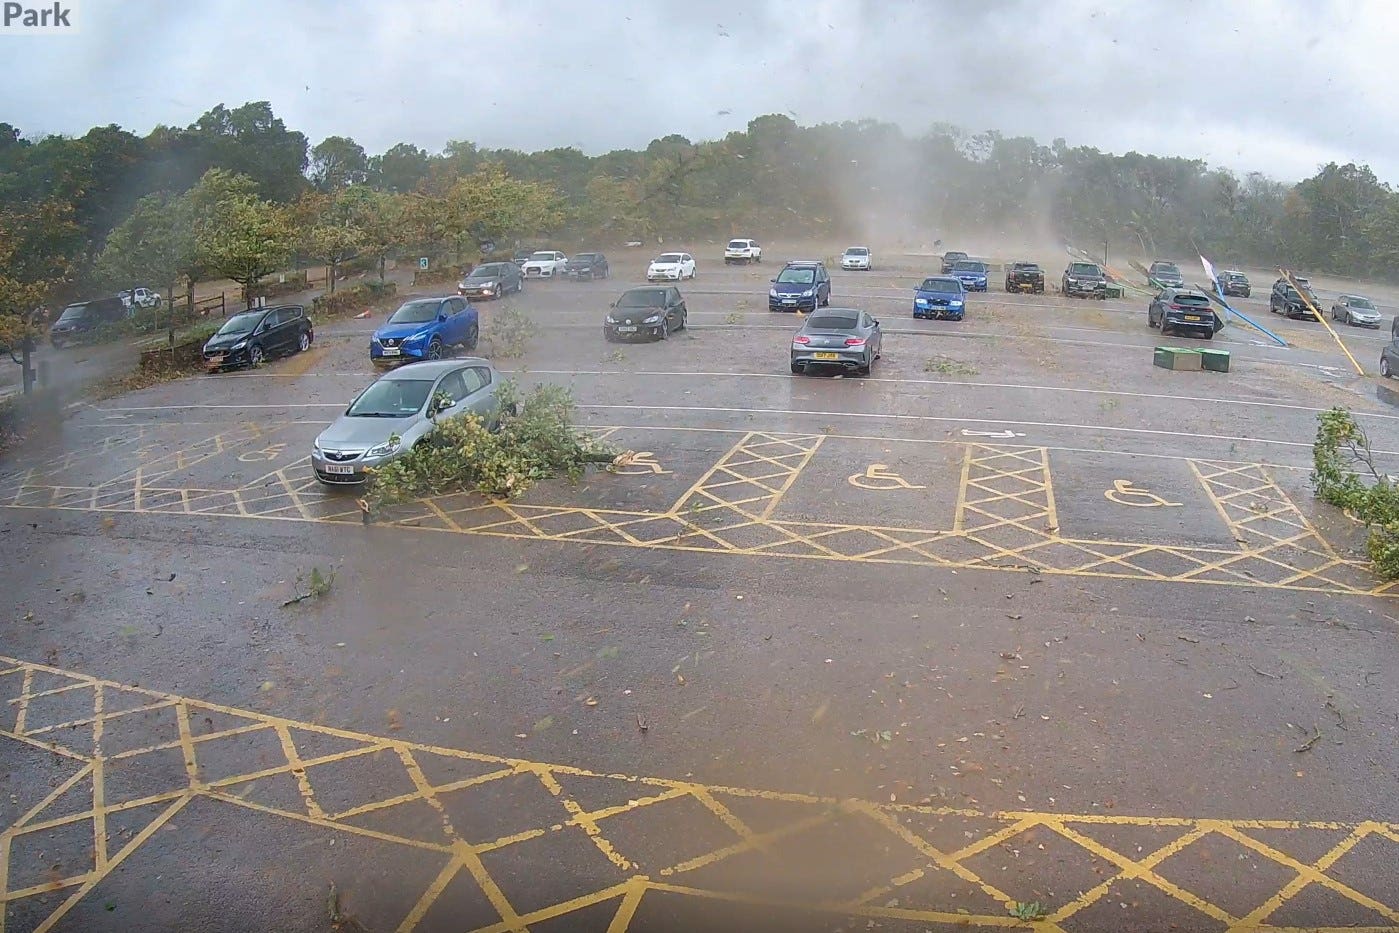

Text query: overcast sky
(8, 0), (1399, 183)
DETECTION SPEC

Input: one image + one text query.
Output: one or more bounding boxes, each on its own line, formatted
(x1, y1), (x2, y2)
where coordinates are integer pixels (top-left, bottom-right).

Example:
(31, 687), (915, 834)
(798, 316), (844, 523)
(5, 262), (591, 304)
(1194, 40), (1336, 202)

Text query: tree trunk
(328, 262), (337, 295)
(378, 256), (386, 282)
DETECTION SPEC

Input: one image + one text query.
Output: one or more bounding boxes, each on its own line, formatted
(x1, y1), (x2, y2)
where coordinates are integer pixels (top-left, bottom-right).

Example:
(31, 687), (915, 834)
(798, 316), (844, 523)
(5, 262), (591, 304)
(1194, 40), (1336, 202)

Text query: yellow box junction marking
(1, 655), (1396, 932)
(0, 428), (1388, 595)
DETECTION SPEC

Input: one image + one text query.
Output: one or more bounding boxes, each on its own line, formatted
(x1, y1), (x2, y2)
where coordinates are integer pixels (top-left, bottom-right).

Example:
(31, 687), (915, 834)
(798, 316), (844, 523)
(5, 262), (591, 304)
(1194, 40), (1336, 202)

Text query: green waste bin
(1154, 346), (1202, 371)
(1198, 349), (1231, 373)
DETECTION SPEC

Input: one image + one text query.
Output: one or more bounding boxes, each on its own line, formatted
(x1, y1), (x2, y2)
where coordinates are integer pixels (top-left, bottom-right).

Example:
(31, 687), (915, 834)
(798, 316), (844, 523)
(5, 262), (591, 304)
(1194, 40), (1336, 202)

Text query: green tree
(186, 102), (309, 202)
(296, 190), (365, 293)
(309, 135), (368, 190)
(440, 163), (564, 258)
(197, 196), (295, 307)
(343, 187), (407, 282)
(95, 192), (196, 323)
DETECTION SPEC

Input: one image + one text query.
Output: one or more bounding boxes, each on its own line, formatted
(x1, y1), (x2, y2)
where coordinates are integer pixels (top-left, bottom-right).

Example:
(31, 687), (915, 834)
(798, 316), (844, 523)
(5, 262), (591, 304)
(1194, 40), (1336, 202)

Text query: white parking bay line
(576, 402), (1399, 454)
(94, 402), (343, 411)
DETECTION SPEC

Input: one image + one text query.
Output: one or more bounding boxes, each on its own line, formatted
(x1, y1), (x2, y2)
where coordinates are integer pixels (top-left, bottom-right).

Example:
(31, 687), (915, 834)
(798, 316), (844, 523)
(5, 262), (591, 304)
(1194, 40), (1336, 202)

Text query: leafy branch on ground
(483, 303), (535, 359)
(362, 382), (615, 511)
(283, 566), (336, 606)
(924, 355), (978, 376)
(1311, 407), (1399, 577)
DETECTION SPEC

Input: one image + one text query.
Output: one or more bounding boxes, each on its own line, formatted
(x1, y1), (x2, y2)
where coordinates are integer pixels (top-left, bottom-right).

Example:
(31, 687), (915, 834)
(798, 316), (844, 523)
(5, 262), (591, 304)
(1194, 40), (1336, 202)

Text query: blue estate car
(949, 259), (989, 292)
(913, 275), (967, 320)
(371, 296), (479, 367)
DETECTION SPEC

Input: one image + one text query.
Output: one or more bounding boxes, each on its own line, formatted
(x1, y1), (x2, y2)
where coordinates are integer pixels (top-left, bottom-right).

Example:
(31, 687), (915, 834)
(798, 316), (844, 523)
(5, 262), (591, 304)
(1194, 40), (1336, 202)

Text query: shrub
(1311, 406), (1399, 578)
(249, 270), (309, 299)
(363, 382), (615, 509)
(484, 302), (535, 359)
(312, 280), (398, 319)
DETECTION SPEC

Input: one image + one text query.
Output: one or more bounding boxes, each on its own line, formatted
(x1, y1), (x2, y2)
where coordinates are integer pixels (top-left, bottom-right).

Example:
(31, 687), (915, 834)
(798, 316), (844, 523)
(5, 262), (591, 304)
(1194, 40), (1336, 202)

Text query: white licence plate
(617, 325), (637, 333)
(324, 464), (356, 475)
(783, 299), (797, 305)
(381, 347), (400, 356)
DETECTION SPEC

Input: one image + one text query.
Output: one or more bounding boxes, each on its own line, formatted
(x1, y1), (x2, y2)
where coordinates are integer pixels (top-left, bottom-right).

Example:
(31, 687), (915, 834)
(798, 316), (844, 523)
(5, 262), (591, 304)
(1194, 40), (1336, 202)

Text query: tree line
(2, 101), (1397, 320)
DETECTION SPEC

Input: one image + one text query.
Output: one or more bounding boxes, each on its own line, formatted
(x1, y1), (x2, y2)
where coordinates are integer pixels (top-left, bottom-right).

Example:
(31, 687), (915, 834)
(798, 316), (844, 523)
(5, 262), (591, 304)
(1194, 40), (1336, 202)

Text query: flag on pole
(1199, 254), (1218, 291)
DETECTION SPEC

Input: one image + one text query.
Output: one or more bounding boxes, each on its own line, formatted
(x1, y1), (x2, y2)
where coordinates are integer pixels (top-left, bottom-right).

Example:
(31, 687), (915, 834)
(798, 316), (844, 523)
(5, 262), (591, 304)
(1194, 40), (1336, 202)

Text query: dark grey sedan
(457, 262), (523, 300)
(790, 308), (882, 375)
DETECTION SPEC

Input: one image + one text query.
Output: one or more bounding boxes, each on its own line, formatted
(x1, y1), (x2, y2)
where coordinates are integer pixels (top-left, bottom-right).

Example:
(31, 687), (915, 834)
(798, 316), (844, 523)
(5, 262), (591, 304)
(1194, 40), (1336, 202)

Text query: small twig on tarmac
(1013, 704), (1025, 720)
(636, 712), (648, 733)
(1325, 700), (1348, 731)
(1294, 725), (1323, 753)
(1363, 670), (1380, 685)
(1177, 635), (1201, 644)
(1250, 665), (1281, 679)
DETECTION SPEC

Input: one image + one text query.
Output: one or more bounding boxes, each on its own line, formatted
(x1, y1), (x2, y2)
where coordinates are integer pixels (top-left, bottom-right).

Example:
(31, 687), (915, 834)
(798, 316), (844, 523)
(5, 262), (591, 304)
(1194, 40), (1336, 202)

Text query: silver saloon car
(312, 359), (502, 485)
(790, 307), (883, 376)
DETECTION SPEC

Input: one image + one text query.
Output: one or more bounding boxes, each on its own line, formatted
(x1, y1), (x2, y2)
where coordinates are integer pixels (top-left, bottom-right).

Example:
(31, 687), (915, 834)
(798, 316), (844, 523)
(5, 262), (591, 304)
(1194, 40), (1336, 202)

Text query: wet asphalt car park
(2, 249), (1398, 932)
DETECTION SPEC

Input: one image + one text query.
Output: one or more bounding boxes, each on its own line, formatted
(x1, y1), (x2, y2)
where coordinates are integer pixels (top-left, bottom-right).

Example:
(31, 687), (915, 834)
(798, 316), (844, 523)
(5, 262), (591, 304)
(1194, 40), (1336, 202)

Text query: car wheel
(790, 362), (803, 375)
(249, 344), (265, 367)
(426, 338), (443, 360)
(1383, 356), (1393, 378)
(1160, 322), (1171, 338)
(297, 331), (311, 353)
(465, 325), (479, 351)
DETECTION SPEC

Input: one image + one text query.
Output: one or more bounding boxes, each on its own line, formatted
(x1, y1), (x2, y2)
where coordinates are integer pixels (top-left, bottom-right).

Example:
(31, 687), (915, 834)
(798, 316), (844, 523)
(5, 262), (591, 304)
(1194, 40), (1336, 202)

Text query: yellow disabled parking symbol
(1104, 479), (1181, 508)
(610, 451), (671, 475)
(848, 463), (926, 491)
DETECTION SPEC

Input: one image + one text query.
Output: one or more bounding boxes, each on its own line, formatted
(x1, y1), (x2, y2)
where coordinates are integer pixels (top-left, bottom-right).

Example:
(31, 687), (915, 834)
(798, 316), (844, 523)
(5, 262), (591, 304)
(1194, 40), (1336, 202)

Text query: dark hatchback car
(1147, 260), (1185, 288)
(790, 308), (882, 376)
(604, 286), (688, 341)
(566, 252), (609, 280)
(457, 262), (522, 300)
(1216, 270), (1251, 298)
(1148, 287), (1224, 339)
(202, 305), (314, 370)
(941, 251), (968, 274)
(769, 260), (831, 312)
(1379, 317), (1399, 378)
(49, 296), (126, 348)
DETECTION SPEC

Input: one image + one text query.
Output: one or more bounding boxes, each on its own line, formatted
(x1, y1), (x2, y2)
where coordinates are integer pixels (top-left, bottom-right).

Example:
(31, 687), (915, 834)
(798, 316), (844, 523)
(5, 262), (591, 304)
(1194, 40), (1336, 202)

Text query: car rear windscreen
(807, 314), (857, 329)
(1174, 295), (1211, 307)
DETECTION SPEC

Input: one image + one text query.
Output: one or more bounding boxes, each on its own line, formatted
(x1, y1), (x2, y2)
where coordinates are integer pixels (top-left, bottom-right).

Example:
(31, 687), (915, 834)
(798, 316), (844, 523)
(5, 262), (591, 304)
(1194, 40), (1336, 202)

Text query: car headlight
(605, 315), (618, 324)
(230, 340), (247, 350)
(915, 298), (929, 306)
(366, 437), (402, 458)
(802, 289), (814, 297)
(403, 333), (426, 346)
(643, 314), (662, 324)
(950, 300), (963, 307)
(769, 288), (779, 298)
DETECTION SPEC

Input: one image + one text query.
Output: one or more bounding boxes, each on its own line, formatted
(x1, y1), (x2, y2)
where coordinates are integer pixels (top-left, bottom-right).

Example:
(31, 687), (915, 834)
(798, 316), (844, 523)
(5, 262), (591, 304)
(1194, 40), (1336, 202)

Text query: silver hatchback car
(312, 359), (502, 485)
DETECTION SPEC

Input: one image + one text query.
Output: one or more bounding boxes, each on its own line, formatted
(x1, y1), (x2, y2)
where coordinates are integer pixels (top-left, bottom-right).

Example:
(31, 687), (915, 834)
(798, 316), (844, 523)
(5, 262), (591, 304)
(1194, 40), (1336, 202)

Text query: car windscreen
(347, 378), (435, 417)
(56, 305), (89, 322)
(1348, 297), (1377, 310)
(388, 300), (441, 324)
(1152, 263), (1180, 273)
(1069, 263), (1100, 276)
(845, 248), (869, 256)
(572, 254), (598, 262)
(952, 261), (985, 272)
(777, 268), (816, 284)
(468, 264), (504, 278)
(617, 290), (666, 308)
(805, 313), (858, 330)
(919, 277), (962, 292)
(1173, 295), (1211, 307)
(215, 311), (263, 335)
(528, 252), (554, 261)
(655, 253), (683, 263)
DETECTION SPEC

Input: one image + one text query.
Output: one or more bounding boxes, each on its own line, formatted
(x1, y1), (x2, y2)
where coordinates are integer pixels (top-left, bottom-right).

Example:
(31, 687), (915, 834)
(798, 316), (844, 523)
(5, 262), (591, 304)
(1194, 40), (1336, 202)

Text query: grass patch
(362, 382), (615, 512)
(923, 355), (979, 376)
(1311, 407), (1399, 578)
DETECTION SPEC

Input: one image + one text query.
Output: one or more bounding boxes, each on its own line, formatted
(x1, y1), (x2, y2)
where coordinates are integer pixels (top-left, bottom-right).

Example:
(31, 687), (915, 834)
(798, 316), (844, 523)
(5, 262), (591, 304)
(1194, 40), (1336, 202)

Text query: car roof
(1165, 287), (1211, 299)
(785, 260), (823, 266)
(381, 359), (491, 379)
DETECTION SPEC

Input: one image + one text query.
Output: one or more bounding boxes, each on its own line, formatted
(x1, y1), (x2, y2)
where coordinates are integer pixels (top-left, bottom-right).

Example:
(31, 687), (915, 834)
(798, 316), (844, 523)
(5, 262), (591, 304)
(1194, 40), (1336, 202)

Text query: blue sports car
(913, 276), (967, 320)
(949, 260), (989, 292)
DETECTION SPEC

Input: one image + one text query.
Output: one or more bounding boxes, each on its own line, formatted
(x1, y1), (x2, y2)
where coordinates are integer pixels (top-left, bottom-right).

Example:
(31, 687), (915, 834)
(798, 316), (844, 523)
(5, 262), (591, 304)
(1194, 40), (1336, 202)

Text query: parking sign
(418, 257), (429, 270)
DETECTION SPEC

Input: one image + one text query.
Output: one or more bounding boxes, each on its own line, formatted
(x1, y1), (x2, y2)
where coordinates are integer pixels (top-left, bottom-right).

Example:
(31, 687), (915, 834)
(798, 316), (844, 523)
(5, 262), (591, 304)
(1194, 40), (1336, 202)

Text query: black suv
(1216, 270), (1251, 298)
(1062, 261), (1108, 299)
(1004, 261), (1044, 293)
(49, 297), (126, 348)
(1269, 277), (1319, 320)
(202, 304), (314, 371)
(566, 252), (609, 280)
(1148, 287), (1223, 339)
(940, 251), (968, 274)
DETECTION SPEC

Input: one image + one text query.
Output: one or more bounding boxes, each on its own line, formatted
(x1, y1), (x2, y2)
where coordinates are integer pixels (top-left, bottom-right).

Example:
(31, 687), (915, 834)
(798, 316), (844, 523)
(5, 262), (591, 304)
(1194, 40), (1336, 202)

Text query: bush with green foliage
(363, 382), (615, 509)
(1311, 406), (1399, 578)
(312, 280), (398, 318)
(484, 302), (535, 359)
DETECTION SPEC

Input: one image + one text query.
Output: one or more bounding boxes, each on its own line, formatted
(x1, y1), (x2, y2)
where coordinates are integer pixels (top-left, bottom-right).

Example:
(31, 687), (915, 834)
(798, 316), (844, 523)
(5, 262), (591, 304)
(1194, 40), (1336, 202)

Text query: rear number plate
(813, 352), (840, 361)
(381, 347), (400, 356)
(324, 464), (356, 475)
(1184, 315), (1202, 321)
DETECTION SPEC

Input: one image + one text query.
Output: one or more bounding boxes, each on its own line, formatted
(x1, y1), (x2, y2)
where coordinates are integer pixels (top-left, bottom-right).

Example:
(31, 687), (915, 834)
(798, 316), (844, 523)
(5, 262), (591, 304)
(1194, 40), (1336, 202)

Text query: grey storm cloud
(7, 0), (1399, 182)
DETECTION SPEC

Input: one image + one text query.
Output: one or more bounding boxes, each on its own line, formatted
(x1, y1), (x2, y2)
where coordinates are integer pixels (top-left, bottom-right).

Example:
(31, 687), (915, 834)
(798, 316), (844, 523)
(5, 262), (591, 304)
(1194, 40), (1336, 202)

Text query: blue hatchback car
(914, 276), (967, 320)
(371, 296), (479, 367)
(949, 259), (989, 292)
(769, 261), (831, 312)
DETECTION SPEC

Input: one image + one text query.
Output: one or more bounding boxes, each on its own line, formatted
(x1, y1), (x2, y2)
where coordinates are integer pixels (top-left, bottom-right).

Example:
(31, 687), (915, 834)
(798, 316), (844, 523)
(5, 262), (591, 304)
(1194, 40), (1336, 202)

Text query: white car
(521, 250), (568, 278)
(119, 287), (162, 310)
(647, 252), (697, 281)
(723, 238), (762, 264)
(841, 246), (873, 271)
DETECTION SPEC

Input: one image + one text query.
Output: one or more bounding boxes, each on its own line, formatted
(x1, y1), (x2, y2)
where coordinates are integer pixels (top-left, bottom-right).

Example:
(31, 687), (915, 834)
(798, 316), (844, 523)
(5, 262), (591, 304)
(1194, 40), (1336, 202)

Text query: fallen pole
(1196, 254), (1288, 347)
(1281, 268), (1364, 375)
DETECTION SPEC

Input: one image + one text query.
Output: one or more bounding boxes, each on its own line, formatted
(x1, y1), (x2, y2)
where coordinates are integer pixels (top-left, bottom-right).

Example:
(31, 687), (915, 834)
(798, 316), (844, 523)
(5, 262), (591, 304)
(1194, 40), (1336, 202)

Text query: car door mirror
(434, 396), (455, 414)
(437, 312), (448, 322)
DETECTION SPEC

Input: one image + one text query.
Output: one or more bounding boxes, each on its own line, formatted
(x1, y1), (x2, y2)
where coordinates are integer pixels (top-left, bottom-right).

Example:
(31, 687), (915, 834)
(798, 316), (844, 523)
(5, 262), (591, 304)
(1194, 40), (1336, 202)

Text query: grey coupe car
(311, 359), (503, 485)
(790, 308), (883, 376)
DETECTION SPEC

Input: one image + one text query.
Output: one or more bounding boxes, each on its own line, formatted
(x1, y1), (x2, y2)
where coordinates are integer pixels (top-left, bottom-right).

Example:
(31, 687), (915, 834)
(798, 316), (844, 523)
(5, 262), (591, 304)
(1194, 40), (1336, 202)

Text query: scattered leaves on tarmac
(385, 709), (403, 731)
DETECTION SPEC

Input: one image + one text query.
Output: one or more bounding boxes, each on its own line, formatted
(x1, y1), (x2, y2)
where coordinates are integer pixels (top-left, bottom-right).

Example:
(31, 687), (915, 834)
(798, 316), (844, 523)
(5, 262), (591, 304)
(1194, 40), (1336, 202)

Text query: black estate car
(203, 305), (314, 370)
(49, 296), (126, 348)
